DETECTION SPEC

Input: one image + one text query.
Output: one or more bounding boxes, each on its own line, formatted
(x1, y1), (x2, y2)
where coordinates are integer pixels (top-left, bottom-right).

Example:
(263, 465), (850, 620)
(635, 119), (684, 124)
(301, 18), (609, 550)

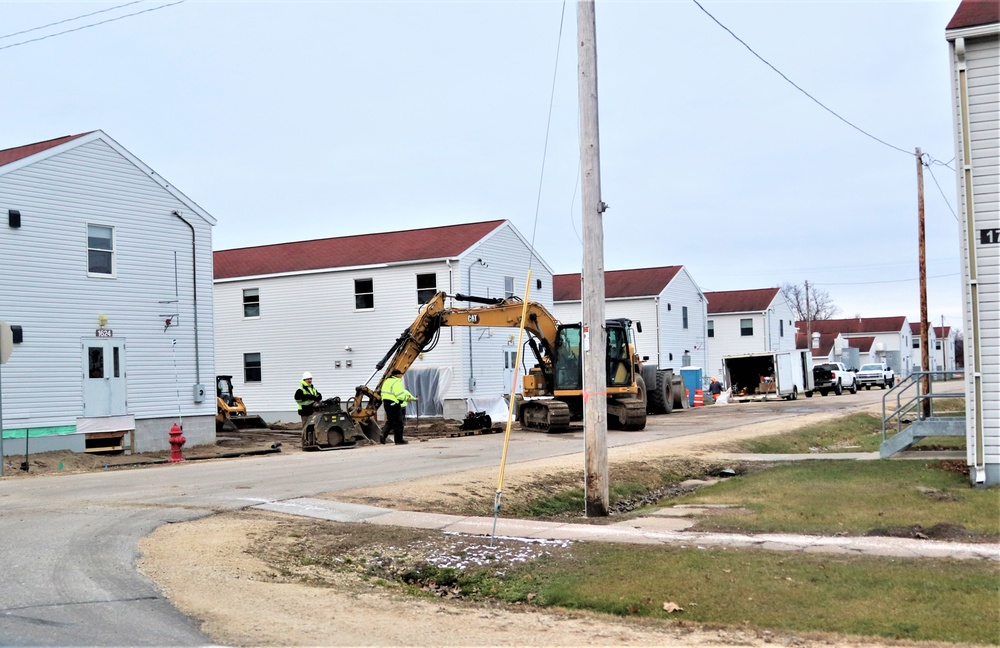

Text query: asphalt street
(0, 388), (920, 645)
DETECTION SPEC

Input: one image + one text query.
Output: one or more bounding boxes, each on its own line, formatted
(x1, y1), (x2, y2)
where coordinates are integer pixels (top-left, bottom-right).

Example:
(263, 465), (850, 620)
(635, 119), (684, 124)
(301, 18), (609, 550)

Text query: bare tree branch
(780, 282), (840, 321)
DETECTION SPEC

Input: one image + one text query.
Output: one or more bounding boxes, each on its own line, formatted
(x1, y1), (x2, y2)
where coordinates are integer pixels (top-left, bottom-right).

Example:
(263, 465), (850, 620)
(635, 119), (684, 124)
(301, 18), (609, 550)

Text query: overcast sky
(2, 0), (965, 330)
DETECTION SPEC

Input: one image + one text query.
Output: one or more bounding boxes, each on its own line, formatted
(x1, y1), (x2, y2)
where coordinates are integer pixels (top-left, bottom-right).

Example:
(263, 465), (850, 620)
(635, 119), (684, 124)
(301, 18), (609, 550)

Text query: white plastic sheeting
(466, 396), (513, 425)
(402, 366), (453, 418)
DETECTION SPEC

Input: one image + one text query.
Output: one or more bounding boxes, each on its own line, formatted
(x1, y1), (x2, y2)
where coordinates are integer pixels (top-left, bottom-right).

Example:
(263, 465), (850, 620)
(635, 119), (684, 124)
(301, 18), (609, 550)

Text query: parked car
(813, 362), (856, 396)
(857, 363), (895, 390)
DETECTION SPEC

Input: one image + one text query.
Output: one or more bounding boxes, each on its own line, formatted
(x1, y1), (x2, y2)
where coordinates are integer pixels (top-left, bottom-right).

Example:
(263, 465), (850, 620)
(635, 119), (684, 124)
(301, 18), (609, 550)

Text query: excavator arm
(347, 291), (562, 425)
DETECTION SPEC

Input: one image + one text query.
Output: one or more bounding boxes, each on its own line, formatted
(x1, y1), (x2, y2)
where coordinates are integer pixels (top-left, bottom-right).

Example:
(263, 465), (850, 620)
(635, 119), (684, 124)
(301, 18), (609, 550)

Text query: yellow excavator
(216, 375), (269, 432)
(301, 291), (650, 450)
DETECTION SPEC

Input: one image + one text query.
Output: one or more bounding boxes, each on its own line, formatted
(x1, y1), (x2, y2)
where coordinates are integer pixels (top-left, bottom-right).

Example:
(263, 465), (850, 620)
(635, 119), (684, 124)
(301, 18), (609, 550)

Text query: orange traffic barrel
(693, 389), (704, 407)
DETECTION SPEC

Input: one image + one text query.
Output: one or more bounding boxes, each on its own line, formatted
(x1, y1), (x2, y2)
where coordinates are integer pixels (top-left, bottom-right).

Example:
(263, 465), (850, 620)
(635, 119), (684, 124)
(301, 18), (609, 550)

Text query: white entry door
(82, 338), (127, 416)
(502, 345), (520, 395)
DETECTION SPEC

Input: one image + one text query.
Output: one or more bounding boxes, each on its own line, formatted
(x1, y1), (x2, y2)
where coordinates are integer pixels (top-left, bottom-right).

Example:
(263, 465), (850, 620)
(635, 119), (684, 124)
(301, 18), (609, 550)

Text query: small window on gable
(243, 353), (261, 383)
(243, 288), (260, 318)
(935, 340), (942, 350)
(913, 338), (920, 349)
(417, 273), (437, 304)
(355, 278), (374, 310)
(780, 319), (784, 337)
(504, 276), (515, 299)
(87, 224), (115, 276)
(707, 320), (714, 338)
(682, 306), (689, 329)
(740, 318), (754, 336)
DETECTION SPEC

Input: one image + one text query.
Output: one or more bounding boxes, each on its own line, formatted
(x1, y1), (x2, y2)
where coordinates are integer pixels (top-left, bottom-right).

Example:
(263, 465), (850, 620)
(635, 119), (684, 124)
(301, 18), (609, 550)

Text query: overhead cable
(0, 0), (186, 52)
(0, 1), (147, 41)
(691, 0), (922, 159)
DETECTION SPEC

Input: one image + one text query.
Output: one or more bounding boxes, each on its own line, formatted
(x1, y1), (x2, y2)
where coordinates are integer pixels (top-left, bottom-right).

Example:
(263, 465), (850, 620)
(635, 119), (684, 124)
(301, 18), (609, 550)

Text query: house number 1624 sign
(95, 328), (114, 338)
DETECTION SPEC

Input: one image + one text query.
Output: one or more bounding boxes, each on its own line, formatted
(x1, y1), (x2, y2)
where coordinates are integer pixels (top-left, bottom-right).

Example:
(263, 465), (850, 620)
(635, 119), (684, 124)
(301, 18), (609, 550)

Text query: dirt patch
(865, 523), (989, 543)
(138, 511), (924, 648)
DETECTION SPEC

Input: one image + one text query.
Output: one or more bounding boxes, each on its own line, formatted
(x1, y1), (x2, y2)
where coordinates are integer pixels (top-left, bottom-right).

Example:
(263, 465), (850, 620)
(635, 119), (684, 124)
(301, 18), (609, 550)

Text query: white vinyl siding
(950, 29), (999, 483)
(0, 135), (216, 446)
(213, 221), (552, 416)
(553, 267), (707, 372)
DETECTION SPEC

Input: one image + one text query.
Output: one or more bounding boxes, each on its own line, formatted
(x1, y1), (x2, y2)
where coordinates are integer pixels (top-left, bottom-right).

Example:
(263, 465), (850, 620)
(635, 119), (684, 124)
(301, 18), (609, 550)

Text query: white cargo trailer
(723, 350), (814, 401)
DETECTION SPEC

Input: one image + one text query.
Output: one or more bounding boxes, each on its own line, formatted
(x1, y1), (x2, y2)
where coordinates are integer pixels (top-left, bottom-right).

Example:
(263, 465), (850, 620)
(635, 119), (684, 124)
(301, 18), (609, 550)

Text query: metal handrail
(881, 370), (965, 441)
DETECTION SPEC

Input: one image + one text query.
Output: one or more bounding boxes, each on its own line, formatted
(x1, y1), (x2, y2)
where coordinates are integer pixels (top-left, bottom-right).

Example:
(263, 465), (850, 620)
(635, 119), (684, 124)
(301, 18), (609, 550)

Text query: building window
(504, 276), (515, 299)
(87, 224), (115, 276)
(780, 319), (784, 337)
(243, 353), (261, 382)
(913, 338), (920, 349)
(355, 278), (374, 309)
(740, 318), (753, 336)
(417, 273), (437, 304)
(682, 306), (689, 329)
(935, 340), (942, 350)
(707, 320), (714, 338)
(243, 288), (260, 318)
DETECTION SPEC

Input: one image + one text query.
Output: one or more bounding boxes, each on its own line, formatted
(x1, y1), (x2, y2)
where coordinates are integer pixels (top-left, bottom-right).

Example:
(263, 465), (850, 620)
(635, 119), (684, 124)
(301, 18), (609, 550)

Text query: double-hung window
(243, 353), (262, 382)
(87, 224), (115, 276)
(740, 318), (754, 336)
(355, 279), (374, 310)
(417, 273), (437, 304)
(243, 288), (260, 318)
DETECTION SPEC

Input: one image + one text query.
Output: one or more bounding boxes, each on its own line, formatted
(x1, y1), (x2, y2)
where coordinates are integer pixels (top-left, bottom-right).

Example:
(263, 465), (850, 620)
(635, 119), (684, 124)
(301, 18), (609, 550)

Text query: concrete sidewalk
(253, 497), (999, 562)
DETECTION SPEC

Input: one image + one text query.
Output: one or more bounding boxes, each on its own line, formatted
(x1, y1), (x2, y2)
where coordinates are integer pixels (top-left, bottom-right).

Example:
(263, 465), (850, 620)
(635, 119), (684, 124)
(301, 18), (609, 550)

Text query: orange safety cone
(693, 389), (704, 407)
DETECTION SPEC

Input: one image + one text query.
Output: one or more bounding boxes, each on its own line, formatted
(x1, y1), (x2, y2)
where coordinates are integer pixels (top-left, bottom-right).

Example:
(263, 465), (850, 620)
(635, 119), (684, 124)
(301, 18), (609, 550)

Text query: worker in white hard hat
(294, 371), (322, 425)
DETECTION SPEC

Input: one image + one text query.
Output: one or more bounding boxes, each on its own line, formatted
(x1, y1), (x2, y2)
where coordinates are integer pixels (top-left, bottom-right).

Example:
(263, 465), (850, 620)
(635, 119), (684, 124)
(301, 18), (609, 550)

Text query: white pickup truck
(856, 363), (895, 389)
(814, 362), (857, 395)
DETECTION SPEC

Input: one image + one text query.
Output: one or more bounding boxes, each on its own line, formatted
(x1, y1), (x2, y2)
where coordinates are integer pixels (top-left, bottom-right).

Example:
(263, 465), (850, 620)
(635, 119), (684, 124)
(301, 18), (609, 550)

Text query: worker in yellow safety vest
(295, 371), (322, 425)
(380, 369), (416, 445)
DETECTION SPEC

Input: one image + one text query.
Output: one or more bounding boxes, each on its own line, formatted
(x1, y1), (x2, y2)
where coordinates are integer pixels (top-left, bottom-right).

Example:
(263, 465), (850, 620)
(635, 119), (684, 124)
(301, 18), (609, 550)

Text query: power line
(0, 1), (147, 41)
(0, 1), (186, 52)
(528, 0), (568, 270)
(925, 160), (959, 220)
(815, 273), (959, 287)
(690, 0), (917, 158)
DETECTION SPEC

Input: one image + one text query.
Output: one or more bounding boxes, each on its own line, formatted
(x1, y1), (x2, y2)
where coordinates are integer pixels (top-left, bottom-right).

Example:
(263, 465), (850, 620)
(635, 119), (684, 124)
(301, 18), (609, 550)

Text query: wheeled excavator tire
(641, 368), (673, 415)
(518, 399), (572, 432)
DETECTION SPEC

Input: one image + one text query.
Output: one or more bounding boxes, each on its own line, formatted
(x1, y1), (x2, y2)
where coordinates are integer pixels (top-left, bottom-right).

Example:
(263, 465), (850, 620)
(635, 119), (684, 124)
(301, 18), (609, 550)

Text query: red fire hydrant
(168, 423), (186, 462)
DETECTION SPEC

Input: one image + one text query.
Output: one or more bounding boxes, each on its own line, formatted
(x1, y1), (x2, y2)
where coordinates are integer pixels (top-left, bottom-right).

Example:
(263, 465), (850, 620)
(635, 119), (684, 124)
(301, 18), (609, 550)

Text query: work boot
(395, 439), (408, 445)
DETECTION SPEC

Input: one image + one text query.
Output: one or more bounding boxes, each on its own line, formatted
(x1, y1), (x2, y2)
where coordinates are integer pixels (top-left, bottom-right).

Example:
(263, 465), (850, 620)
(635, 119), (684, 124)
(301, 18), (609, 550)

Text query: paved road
(0, 388), (897, 645)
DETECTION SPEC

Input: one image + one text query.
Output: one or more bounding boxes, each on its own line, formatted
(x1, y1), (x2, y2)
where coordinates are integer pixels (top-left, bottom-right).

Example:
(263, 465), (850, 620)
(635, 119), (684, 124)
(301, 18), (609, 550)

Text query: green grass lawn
(523, 544), (1000, 645)
(674, 460), (999, 538)
(728, 412), (967, 454)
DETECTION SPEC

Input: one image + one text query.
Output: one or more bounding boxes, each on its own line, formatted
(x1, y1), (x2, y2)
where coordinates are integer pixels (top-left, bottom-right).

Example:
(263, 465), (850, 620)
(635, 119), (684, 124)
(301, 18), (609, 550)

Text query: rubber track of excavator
(609, 398), (647, 431)
(519, 400), (572, 433)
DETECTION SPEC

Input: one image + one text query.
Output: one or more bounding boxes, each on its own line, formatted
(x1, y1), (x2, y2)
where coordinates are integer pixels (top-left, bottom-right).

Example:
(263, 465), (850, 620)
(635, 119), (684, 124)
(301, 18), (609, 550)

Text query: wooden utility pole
(577, 0), (608, 517)
(917, 148), (930, 417)
(805, 280), (812, 350)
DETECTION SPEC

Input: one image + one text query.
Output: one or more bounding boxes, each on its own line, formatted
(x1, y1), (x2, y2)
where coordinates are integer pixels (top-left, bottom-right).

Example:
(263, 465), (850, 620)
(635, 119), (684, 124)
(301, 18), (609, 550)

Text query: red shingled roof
(846, 336), (876, 352)
(947, 0), (999, 30)
(0, 133), (92, 168)
(705, 288), (779, 314)
(552, 266), (683, 301)
(910, 322), (922, 334)
(796, 331), (839, 356)
(795, 316), (907, 335)
(934, 326), (951, 338)
(214, 220), (506, 279)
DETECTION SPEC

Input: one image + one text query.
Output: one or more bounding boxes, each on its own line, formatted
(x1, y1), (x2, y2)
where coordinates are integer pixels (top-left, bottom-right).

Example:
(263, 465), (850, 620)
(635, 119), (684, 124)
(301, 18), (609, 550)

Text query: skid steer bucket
(229, 415), (269, 430)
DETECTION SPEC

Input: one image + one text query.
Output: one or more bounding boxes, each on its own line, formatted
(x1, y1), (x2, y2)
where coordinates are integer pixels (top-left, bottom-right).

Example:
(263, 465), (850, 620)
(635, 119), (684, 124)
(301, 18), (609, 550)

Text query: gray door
(82, 338), (127, 416)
